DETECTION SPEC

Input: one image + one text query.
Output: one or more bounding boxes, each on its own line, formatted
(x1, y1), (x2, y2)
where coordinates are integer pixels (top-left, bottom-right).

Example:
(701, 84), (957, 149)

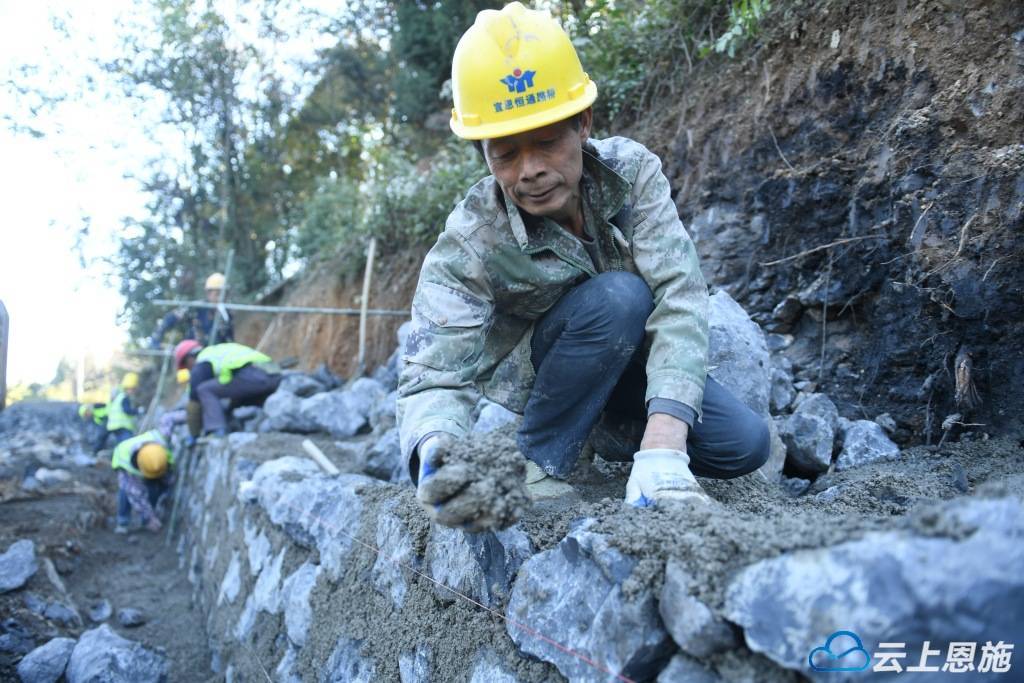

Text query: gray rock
(398, 645), (431, 683)
(275, 646), (302, 683)
(835, 420), (900, 471)
(507, 528), (671, 682)
(116, 608), (145, 628)
(765, 333), (794, 352)
(23, 592), (47, 615)
(659, 558), (737, 657)
(771, 295), (803, 324)
(282, 562), (320, 648)
(472, 399), (519, 433)
(724, 497), (1024, 678)
(16, 637), (76, 683)
(44, 602), (80, 627)
(373, 509), (417, 609)
(768, 367), (795, 414)
(874, 412), (898, 435)
(253, 460), (378, 580)
(779, 394), (839, 475)
(469, 649), (517, 683)
(345, 377), (387, 417)
(320, 638), (375, 683)
(368, 390), (398, 432)
(780, 477), (811, 497)
(262, 390), (320, 433)
(813, 485), (843, 503)
(86, 602), (111, 622)
(244, 524), (271, 577)
(278, 372), (327, 398)
(234, 594), (257, 641)
(66, 624), (168, 683)
(0, 617), (36, 655)
(708, 291), (770, 417)
(217, 552), (241, 606)
(363, 427), (404, 482)
(301, 390), (369, 438)
(657, 654), (722, 683)
(312, 363), (342, 390)
(427, 526), (533, 608)
(0, 539), (38, 593)
(253, 548), (286, 614)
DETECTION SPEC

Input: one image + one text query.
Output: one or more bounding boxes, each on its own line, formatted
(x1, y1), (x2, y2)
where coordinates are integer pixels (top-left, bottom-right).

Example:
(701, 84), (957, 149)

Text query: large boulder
(835, 419), (900, 471)
(779, 393), (839, 475)
(16, 637), (76, 683)
(363, 428), (404, 482)
(0, 539), (38, 593)
(507, 526), (671, 682)
(708, 290), (770, 417)
(66, 625), (168, 683)
(724, 497), (1024, 679)
(278, 372), (327, 398)
(262, 391), (320, 433)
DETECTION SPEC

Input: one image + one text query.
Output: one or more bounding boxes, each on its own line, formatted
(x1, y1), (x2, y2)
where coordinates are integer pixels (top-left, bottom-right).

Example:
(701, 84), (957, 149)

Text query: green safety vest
(106, 391), (137, 433)
(197, 343), (273, 384)
(78, 403), (108, 426)
(111, 430), (174, 478)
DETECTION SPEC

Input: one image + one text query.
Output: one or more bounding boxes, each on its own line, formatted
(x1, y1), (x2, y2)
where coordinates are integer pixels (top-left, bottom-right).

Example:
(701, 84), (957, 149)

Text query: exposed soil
(0, 404), (212, 681)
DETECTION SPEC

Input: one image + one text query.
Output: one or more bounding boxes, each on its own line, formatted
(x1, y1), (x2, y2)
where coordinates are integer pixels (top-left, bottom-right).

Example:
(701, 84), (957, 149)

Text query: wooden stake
(302, 439), (340, 476)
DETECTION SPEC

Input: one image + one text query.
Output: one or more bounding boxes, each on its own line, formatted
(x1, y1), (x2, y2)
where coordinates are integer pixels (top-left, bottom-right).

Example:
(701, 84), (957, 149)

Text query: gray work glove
(624, 448), (711, 508)
(415, 434), (504, 531)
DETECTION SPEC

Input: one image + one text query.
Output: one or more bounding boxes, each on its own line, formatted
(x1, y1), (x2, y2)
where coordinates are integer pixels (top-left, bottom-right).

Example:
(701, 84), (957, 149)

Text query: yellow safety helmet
(137, 443), (169, 479)
(449, 2), (597, 140)
(122, 372), (139, 390)
(176, 368), (191, 384)
(205, 272), (226, 290)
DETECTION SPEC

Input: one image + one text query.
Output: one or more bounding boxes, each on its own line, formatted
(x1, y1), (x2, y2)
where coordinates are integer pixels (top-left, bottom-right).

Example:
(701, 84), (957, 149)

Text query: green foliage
(702, 0), (773, 59)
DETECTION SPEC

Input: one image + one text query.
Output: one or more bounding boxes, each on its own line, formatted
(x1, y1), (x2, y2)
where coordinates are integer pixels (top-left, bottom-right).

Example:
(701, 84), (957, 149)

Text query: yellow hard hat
(122, 372), (139, 390)
(137, 443), (169, 479)
(449, 2), (597, 140)
(205, 272), (226, 290)
(176, 368), (191, 384)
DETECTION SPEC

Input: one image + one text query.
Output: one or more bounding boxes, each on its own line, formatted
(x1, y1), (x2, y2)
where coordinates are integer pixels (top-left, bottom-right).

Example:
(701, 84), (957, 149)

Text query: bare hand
(640, 413), (689, 452)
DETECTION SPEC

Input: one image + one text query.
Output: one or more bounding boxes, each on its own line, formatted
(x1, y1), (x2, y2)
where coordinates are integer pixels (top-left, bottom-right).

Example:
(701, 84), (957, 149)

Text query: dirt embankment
(629, 0), (1024, 441)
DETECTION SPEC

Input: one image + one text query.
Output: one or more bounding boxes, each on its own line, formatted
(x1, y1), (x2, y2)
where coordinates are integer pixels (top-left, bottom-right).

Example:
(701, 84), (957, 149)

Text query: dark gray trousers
(196, 364), (281, 434)
(517, 272), (770, 479)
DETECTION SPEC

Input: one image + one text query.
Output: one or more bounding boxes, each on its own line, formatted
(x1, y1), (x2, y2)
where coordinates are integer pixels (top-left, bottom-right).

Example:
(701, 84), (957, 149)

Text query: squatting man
(397, 3), (770, 527)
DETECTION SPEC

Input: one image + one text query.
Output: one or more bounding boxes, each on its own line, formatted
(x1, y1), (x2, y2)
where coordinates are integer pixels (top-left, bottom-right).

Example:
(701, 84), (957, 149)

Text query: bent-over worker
(112, 428), (174, 534)
(174, 340), (281, 437)
(397, 3), (770, 527)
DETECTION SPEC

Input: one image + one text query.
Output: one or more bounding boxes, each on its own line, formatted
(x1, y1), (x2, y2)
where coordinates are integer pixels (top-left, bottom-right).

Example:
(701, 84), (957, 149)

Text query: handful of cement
(421, 427), (530, 532)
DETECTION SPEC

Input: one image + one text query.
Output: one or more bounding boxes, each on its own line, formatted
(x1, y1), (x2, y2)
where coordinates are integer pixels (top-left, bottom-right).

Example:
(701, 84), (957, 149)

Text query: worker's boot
(524, 460), (577, 503)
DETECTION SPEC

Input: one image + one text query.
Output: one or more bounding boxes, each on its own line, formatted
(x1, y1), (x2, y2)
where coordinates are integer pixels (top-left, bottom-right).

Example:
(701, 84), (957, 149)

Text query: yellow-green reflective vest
(79, 403), (108, 426)
(111, 430), (174, 477)
(197, 343), (273, 384)
(106, 391), (137, 433)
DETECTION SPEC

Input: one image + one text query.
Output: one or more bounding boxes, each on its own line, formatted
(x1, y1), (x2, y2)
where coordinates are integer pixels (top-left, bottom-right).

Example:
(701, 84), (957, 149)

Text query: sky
(0, 0), (343, 387)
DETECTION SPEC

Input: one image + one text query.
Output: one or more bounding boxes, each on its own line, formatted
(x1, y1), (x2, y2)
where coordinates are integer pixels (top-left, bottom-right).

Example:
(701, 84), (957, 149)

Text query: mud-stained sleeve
(630, 149), (709, 417)
(397, 229), (494, 472)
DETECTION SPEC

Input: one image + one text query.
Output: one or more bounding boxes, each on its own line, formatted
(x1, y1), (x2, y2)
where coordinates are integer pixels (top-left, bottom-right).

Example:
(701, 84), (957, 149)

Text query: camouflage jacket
(397, 136), (709, 463)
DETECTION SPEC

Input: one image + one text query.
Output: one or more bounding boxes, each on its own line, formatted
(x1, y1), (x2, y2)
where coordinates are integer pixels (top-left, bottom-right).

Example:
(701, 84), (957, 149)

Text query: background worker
(78, 402), (109, 454)
(111, 427), (174, 534)
(398, 3), (770, 526)
(174, 340), (281, 437)
(149, 272), (234, 348)
(105, 372), (143, 448)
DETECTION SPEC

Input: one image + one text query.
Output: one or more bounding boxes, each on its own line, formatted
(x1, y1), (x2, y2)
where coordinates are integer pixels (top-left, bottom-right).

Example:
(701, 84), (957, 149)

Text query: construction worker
(149, 272), (234, 348)
(398, 3), (770, 526)
(78, 402), (110, 454)
(174, 340), (281, 437)
(111, 428), (174, 533)
(105, 372), (143, 448)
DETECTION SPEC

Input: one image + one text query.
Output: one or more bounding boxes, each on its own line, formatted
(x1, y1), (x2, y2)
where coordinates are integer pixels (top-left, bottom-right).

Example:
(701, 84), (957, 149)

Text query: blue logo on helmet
(500, 68), (536, 93)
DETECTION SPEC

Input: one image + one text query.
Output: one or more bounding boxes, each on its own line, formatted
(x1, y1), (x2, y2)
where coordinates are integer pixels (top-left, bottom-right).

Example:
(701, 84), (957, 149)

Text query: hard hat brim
(450, 82), (597, 141)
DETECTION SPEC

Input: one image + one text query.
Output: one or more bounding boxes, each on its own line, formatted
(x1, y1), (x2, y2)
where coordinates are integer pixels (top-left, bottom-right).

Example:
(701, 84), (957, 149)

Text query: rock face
(835, 419), (900, 470)
(708, 291), (771, 417)
(507, 527), (671, 682)
(66, 625), (169, 683)
(779, 393), (839, 475)
(16, 637), (76, 683)
(659, 558), (737, 658)
(0, 539), (38, 593)
(724, 497), (1024, 678)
